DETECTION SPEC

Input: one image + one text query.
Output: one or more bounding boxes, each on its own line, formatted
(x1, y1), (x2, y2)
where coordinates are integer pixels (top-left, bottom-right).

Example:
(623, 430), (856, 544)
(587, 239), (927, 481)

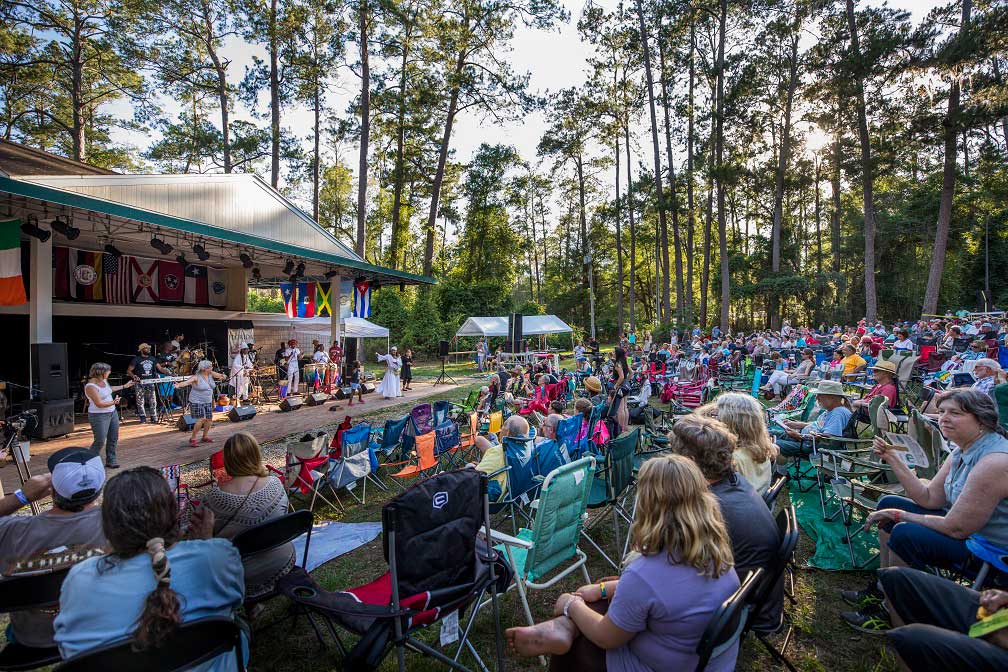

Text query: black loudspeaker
(306, 393), (329, 406)
(362, 381), (376, 394)
(227, 406), (257, 422)
(334, 387), (353, 400)
(31, 343), (69, 401)
(25, 399), (74, 439)
(438, 339), (450, 358)
(507, 314), (522, 354)
(177, 414), (196, 431)
(279, 397), (303, 412)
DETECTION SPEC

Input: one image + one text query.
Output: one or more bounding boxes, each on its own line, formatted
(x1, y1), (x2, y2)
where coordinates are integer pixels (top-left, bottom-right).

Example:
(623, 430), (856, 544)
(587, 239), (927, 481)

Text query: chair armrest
(480, 528), (534, 549)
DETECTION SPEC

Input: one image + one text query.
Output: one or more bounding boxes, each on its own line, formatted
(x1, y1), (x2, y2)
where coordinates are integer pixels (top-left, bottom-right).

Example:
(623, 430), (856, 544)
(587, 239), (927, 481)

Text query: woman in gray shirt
(175, 360), (228, 447)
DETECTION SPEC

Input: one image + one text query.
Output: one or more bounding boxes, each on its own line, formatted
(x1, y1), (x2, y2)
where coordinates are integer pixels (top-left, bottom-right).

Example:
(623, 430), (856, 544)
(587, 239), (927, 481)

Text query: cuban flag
(280, 282), (297, 318)
(353, 279), (371, 317)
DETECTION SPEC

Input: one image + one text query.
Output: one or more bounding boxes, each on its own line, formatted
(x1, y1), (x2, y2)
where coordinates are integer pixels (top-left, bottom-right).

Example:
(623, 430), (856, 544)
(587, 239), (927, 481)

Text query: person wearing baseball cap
(0, 447), (108, 649)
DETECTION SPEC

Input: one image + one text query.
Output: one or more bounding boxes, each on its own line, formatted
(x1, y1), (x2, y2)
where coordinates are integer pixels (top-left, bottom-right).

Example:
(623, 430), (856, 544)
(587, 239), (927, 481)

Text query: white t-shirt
(312, 351), (329, 364)
(284, 347), (301, 372)
(894, 339), (914, 350)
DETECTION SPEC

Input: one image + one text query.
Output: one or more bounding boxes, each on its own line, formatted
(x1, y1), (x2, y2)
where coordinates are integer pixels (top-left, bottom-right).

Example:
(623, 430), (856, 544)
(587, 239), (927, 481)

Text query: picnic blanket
(292, 521), (383, 572)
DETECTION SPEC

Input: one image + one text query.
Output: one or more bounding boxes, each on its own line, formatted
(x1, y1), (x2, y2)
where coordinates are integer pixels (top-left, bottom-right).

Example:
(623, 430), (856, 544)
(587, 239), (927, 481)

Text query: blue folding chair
(556, 415), (582, 459)
(433, 399), (450, 427)
(967, 535), (1008, 589)
(434, 420), (464, 469)
(493, 433), (540, 531)
(327, 423), (375, 504)
(533, 439), (569, 480)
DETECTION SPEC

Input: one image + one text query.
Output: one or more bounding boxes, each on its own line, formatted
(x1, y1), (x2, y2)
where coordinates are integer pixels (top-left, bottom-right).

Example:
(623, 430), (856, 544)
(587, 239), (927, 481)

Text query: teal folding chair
(583, 428), (638, 569)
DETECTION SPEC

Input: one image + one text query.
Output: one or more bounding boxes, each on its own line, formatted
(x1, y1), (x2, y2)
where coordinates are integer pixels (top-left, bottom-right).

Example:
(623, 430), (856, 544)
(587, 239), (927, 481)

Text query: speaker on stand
(433, 339), (456, 386)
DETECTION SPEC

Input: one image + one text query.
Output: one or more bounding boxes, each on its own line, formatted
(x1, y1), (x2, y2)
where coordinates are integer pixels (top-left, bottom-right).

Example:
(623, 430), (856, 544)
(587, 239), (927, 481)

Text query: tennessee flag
(280, 282), (296, 318)
(316, 282), (332, 317)
(297, 282), (316, 318)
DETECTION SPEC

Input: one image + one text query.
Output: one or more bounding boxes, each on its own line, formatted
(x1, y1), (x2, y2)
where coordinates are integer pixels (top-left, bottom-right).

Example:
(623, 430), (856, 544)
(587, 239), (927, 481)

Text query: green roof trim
(0, 175), (435, 285)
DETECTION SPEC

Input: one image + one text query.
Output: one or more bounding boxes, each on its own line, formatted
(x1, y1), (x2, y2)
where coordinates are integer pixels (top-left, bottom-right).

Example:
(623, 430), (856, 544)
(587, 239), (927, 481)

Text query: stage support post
(28, 235), (53, 344)
(330, 276), (343, 345)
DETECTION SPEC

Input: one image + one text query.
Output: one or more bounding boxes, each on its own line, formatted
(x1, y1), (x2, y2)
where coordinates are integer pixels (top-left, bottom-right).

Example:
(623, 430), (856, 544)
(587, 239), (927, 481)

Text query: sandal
(201, 437), (214, 443)
(189, 439), (199, 447)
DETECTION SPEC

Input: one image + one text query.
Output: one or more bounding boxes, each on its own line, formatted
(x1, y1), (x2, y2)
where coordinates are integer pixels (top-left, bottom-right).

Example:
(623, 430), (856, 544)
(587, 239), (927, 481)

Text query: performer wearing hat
(231, 343), (254, 404)
(376, 346), (403, 399)
(127, 342), (169, 423)
(283, 339), (302, 395)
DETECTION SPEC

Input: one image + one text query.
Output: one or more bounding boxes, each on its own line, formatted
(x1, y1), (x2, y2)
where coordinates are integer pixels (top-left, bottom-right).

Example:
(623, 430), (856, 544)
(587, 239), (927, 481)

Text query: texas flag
(297, 282), (316, 318)
(280, 282), (296, 318)
(184, 264), (209, 306)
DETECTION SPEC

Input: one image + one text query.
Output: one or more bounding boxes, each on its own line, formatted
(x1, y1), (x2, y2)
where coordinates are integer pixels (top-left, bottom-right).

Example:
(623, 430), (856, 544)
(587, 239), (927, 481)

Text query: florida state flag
(130, 257), (159, 304)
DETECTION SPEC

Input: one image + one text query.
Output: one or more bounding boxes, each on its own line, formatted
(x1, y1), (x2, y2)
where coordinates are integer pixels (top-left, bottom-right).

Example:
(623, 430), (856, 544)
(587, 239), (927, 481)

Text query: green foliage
(370, 288), (409, 347)
(435, 278), (513, 321)
(248, 288), (284, 313)
(402, 292), (445, 357)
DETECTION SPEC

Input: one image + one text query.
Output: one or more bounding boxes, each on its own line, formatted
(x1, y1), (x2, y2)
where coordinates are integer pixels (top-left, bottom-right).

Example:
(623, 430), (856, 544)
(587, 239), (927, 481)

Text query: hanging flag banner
(297, 282), (316, 318)
(316, 282), (332, 317)
(130, 256), (159, 304)
(157, 259), (185, 303)
(353, 279), (371, 317)
(0, 218), (27, 306)
(104, 252), (132, 305)
(70, 248), (104, 301)
(52, 244), (70, 300)
(280, 282), (297, 318)
(208, 267), (228, 307)
(184, 264), (209, 306)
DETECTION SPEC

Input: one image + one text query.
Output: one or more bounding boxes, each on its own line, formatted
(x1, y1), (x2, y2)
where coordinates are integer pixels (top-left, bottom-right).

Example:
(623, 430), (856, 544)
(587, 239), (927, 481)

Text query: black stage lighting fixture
(104, 243), (123, 257)
(192, 242), (210, 261)
(176, 253), (188, 265)
(150, 236), (173, 255)
(282, 259), (295, 275)
(251, 266), (261, 280)
(21, 218), (51, 242)
(51, 217), (80, 240)
(239, 252), (254, 269)
(294, 261), (306, 278)
(324, 269), (339, 279)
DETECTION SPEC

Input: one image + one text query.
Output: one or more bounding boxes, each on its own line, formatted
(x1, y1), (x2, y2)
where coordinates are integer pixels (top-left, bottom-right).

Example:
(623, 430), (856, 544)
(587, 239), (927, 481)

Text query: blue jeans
(89, 411), (119, 465)
(877, 494), (969, 572)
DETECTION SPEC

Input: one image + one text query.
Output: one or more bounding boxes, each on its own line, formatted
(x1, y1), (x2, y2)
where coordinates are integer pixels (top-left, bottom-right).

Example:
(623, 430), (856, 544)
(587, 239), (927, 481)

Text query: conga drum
(324, 362), (338, 393)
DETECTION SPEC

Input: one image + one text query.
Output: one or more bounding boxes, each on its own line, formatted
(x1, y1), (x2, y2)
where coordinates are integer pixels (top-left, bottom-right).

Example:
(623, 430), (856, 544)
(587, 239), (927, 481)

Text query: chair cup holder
(292, 586), (318, 599)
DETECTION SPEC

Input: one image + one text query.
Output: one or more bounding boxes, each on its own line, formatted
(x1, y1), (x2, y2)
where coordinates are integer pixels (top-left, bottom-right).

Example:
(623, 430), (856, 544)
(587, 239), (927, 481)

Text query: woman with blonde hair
(506, 454), (741, 671)
(174, 360), (228, 447)
(84, 361), (134, 468)
(204, 432), (294, 602)
(697, 392), (777, 493)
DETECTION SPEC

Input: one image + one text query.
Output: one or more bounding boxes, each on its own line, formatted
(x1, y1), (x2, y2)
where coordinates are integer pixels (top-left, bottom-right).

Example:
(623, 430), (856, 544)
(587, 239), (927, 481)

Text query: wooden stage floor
(2, 382), (461, 494)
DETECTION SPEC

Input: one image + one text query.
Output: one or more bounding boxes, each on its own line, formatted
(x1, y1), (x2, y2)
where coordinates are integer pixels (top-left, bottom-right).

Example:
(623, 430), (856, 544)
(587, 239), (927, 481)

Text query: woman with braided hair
(54, 467), (246, 669)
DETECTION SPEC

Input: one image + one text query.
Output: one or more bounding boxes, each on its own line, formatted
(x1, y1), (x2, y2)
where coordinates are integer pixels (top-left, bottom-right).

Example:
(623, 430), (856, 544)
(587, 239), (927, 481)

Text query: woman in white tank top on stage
(84, 362), (134, 468)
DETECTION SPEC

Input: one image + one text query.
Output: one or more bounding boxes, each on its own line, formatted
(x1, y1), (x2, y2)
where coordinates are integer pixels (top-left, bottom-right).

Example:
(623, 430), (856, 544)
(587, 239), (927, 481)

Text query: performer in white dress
(231, 343), (254, 404)
(283, 339), (302, 395)
(376, 346), (403, 399)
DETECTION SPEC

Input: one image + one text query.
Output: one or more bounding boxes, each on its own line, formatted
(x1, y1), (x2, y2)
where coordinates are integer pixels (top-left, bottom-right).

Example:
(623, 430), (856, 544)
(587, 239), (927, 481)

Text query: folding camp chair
(582, 428), (638, 569)
(694, 568), (763, 672)
(372, 415), (410, 487)
(277, 470), (511, 672)
(492, 432), (541, 530)
(0, 568), (69, 670)
(433, 399), (450, 427)
(457, 412), (480, 463)
(407, 403), (434, 437)
(532, 438), (570, 479)
(434, 420), (465, 470)
(487, 410), (503, 436)
(390, 432), (438, 482)
(328, 423), (377, 504)
(555, 414), (583, 460)
(967, 535), (1008, 590)
(269, 432), (343, 512)
(482, 457), (596, 629)
(451, 389), (480, 422)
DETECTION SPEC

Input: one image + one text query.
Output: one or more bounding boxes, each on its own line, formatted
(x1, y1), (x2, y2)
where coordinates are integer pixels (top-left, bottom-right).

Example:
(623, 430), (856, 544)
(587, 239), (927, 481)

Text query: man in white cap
(0, 447), (107, 650)
(230, 342), (254, 405)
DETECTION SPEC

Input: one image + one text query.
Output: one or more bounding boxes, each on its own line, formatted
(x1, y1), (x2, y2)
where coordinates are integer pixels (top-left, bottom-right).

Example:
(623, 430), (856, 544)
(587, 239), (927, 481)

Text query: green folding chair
(583, 428), (638, 570)
(482, 457), (596, 629)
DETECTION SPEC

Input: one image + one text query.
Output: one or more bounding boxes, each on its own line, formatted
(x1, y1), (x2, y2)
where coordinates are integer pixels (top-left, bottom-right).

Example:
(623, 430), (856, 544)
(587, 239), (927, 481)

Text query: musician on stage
(85, 362), (133, 468)
(127, 343), (169, 423)
(175, 360), (227, 447)
(283, 339), (302, 395)
(311, 344), (330, 392)
(0, 448), (107, 650)
(230, 343), (254, 405)
(327, 340), (343, 390)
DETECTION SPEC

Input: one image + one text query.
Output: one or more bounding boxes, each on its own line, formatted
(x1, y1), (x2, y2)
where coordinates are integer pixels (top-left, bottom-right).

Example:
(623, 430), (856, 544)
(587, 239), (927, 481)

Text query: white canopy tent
(249, 312), (390, 357)
(455, 314), (573, 338)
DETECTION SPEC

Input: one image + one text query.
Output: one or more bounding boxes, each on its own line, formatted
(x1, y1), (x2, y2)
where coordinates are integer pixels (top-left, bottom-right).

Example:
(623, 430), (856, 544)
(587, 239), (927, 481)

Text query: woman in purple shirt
(506, 454), (741, 671)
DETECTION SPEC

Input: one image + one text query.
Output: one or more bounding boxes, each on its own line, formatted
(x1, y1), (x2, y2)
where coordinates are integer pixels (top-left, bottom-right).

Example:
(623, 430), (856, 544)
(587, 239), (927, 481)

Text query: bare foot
(506, 618), (577, 657)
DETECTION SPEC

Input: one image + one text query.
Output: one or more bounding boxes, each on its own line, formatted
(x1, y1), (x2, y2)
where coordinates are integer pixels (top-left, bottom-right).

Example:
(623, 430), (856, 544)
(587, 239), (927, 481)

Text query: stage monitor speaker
(177, 414), (196, 431)
(31, 343), (69, 401)
(334, 386), (353, 400)
(306, 393), (329, 406)
(362, 381), (376, 394)
(228, 406), (257, 422)
(279, 397), (303, 412)
(25, 399), (74, 439)
(438, 340), (450, 358)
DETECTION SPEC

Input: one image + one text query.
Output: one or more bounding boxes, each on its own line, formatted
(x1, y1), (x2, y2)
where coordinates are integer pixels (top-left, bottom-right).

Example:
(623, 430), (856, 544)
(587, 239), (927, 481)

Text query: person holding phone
(84, 362), (133, 468)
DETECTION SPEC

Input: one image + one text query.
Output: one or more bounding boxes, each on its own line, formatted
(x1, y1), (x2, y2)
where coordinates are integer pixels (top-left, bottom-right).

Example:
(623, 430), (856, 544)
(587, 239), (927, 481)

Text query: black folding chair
(762, 475), (788, 511)
(0, 569), (69, 671)
(55, 616), (245, 671)
(694, 568), (763, 672)
(744, 505), (800, 672)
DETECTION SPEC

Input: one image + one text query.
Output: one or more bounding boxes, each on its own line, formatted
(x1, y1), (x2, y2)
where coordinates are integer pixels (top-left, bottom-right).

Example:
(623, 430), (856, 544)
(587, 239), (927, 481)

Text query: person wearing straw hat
(776, 380), (854, 458)
(127, 342), (168, 424)
(583, 375), (606, 406)
(851, 359), (901, 422)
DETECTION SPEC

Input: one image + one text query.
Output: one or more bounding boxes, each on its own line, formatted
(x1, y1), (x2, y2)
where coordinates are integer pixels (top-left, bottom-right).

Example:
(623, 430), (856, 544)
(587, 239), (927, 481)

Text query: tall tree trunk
(846, 0), (877, 322)
(659, 35), (684, 324)
(625, 114), (637, 330)
(388, 18), (413, 270)
(993, 58), (1008, 147)
(634, 0), (669, 325)
(531, 178), (542, 301)
(831, 133), (842, 274)
(269, 0), (280, 187)
(922, 0), (971, 314)
(70, 12), (85, 162)
(355, 0), (370, 258)
(716, 0), (730, 331)
(425, 53), (466, 276)
(206, 39), (231, 172)
(576, 155), (589, 296)
(815, 157), (823, 276)
(313, 81), (320, 222)
(701, 171), (712, 327)
(615, 133), (625, 333)
(686, 13), (696, 325)
(769, 28), (800, 329)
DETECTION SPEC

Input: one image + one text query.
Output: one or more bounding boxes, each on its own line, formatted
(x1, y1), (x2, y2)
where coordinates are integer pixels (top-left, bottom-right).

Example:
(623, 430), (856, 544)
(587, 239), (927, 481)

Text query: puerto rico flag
(130, 257), (158, 303)
(280, 282), (296, 318)
(158, 260), (185, 303)
(353, 279), (371, 317)
(103, 252), (133, 304)
(70, 249), (104, 301)
(184, 264), (209, 306)
(297, 282), (316, 317)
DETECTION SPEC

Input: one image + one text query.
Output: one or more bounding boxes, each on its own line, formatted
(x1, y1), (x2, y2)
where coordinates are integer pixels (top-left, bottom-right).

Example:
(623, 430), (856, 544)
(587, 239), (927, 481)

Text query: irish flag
(0, 218), (27, 306)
